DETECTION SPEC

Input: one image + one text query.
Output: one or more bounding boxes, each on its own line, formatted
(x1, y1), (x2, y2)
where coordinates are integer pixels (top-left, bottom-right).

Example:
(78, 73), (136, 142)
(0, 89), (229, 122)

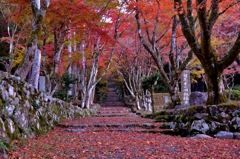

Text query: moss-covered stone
(217, 102), (238, 110)
(156, 115), (174, 122)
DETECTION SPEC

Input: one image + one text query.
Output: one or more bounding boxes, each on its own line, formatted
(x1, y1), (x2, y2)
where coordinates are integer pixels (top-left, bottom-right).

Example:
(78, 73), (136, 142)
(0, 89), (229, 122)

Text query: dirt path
(8, 106), (240, 158)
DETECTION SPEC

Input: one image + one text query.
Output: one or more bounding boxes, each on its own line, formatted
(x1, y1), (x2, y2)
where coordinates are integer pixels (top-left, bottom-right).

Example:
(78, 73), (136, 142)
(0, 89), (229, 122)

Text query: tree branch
(174, 0), (202, 59)
(219, 32), (240, 71)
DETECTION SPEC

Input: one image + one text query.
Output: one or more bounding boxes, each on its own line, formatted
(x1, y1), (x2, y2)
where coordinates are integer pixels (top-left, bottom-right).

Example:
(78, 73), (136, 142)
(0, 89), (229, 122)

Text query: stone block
(189, 92), (207, 106)
(214, 131), (233, 139)
(190, 119), (209, 134)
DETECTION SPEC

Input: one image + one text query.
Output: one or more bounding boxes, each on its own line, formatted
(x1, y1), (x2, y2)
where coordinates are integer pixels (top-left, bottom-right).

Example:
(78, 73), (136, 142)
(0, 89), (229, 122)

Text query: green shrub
(225, 89), (240, 101)
(53, 72), (77, 102)
(142, 73), (167, 93)
(233, 85), (240, 90)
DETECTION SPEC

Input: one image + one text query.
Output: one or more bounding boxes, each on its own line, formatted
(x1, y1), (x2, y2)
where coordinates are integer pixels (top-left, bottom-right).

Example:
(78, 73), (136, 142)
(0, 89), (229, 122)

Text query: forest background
(0, 0), (240, 109)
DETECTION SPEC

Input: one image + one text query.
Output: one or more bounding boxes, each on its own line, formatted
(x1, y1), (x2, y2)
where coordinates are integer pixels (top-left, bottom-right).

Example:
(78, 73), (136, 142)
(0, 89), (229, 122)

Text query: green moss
(5, 125), (20, 140)
(26, 30), (41, 47)
(217, 102), (238, 110)
(0, 99), (3, 107)
(83, 109), (90, 117)
(187, 106), (197, 114)
(32, 102), (41, 111)
(38, 115), (47, 127)
(156, 115), (174, 122)
(160, 123), (170, 129)
(34, 116), (49, 136)
(51, 104), (59, 114)
(144, 110), (172, 119)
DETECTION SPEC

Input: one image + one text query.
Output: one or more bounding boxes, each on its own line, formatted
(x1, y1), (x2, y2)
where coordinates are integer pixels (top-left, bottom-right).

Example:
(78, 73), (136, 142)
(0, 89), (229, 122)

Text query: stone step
(64, 128), (166, 134)
(99, 107), (129, 110)
(58, 123), (158, 129)
(102, 102), (125, 106)
(97, 111), (132, 114)
(97, 112), (131, 115)
(95, 113), (138, 117)
(105, 97), (119, 101)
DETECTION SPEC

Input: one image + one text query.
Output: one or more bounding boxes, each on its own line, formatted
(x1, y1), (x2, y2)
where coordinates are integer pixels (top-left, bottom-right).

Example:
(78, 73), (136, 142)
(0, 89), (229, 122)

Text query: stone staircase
(57, 106), (174, 134)
(57, 84), (173, 134)
(95, 106), (137, 117)
(102, 87), (125, 106)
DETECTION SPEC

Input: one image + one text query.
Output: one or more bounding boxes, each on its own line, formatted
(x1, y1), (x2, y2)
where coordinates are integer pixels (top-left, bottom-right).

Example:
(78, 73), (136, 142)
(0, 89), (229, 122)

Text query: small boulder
(214, 131), (233, 139)
(194, 113), (208, 120)
(189, 92), (207, 106)
(219, 112), (231, 123)
(190, 119), (209, 134)
(169, 122), (176, 130)
(230, 117), (240, 131)
(232, 110), (240, 117)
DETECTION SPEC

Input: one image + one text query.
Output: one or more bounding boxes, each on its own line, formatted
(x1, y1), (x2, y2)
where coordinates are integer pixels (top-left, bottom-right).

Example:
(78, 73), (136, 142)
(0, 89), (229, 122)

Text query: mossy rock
(38, 115), (48, 128)
(160, 123), (170, 129)
(83, 109), (91, 117)
(144, 110), (171, 119)
(51, 104), (60, 115)
(217, 102), (238, 110)
(156, 115), (174, 122)
(5, 124), (20, 140)
(186, 106), (197, 116)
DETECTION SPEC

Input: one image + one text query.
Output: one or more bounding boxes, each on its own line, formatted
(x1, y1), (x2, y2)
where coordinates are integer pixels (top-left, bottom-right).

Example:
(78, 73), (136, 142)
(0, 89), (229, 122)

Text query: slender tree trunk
(85, 86), (94, 109)
(151, 85), (155, 113)
(135, 93), (141, 110)
(67, 38), (72, 96)
(29, 49), (41, 89)
(72, 65), (78, 99)
(80, 42), (87, 108)
(53, 43), (64, 74)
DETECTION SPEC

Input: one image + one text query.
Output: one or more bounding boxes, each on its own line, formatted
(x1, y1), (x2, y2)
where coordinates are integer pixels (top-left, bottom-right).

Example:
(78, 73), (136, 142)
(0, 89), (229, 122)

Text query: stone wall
(0, 71), (100, 151)
(169, 103), (240, 138)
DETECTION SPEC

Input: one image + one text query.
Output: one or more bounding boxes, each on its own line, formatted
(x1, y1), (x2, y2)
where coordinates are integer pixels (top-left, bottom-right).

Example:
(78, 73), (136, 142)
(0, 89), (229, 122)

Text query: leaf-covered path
(9, 106), (240, 158)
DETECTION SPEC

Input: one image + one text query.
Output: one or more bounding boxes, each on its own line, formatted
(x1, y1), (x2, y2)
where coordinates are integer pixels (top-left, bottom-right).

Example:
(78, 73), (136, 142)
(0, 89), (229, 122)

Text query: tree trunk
(135, 94), (141, 110)
(169, 85), (181, 106)
(205, 71), (227, 104)
(85, 87), (94, 109)
(16, 42), (38, 79)
(29, 49), (41, 89)
(151, 85), (155, 113)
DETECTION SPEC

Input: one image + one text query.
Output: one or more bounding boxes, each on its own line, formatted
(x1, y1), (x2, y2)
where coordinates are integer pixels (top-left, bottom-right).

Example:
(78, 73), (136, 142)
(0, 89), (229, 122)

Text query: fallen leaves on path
(7, 106), (240, 158)
(9, 123), (240, 158)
